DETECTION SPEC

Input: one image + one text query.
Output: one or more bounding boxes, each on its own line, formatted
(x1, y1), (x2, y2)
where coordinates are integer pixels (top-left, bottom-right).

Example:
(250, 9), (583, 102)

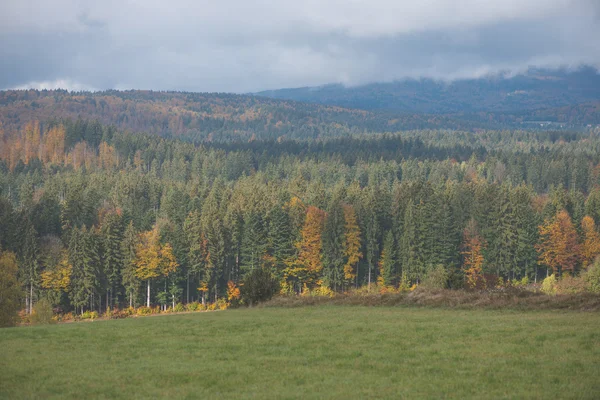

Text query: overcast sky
(1, 0), (599, 93)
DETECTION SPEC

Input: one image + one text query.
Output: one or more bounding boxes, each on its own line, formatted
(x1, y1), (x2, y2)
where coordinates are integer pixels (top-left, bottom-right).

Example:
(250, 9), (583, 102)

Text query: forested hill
(0, 90), (479, 142)
(1, 89), (598, 144)
(256, 67), (600, 115)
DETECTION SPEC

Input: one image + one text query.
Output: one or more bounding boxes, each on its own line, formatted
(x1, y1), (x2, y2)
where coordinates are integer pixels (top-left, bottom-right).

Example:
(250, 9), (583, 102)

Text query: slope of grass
(1, 307), (599, 399)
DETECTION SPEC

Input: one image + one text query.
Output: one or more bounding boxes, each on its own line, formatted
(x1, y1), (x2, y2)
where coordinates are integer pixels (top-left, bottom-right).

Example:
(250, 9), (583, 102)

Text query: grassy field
(1, 307), (599, 399)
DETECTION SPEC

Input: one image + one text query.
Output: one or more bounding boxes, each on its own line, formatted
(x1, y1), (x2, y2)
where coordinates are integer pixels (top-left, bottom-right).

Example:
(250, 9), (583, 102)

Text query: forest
(1, 115), (600, 324)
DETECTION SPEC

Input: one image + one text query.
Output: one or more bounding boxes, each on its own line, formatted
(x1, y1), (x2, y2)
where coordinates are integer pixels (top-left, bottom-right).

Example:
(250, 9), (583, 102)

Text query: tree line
(1, 120), (600, 316)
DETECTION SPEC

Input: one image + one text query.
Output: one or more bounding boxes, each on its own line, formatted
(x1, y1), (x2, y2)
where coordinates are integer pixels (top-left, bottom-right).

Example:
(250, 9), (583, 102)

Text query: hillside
(0, 90), (473, 142)
(1, 88), (598, 145)
(257, 67), (600, 115)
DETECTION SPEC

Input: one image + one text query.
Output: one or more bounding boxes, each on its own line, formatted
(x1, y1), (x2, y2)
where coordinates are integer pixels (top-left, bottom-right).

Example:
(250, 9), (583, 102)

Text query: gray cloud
(1, 0), (599, 92)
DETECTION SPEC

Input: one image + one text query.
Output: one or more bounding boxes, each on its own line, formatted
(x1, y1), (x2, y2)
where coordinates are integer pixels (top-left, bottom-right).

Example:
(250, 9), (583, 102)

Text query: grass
(1, 307), (599, 399)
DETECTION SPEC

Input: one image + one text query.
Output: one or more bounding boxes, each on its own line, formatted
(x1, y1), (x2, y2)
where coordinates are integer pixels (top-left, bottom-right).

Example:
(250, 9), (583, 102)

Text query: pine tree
(184, 210), (207, 303)
(399, 201), (418, 282)
(322, 198), (346, 291)
(378, 231), (396, 287)
(68, 228), (84, 313)
(240, 212), (267, 274)
(267, 204), (295, 281)
(20, 222), (40, 314)
(101, 211), (124, 308)
(201, 185), (226, 302)
(343, 204), (362, 288)
(121, 221), (139, 308)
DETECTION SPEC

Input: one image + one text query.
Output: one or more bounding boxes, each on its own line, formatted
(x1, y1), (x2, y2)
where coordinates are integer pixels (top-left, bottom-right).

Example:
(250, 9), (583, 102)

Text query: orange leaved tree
(581, 216), (600, 268)
(461, 220), (485, 288)
(536, 210), (580, 276)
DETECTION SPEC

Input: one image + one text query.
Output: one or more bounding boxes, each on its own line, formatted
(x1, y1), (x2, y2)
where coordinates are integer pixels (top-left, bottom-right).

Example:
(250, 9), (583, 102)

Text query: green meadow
(1, 307), (599, 399)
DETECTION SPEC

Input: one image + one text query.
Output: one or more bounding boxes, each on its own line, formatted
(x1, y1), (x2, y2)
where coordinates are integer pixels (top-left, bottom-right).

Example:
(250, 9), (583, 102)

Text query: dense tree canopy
(2, 118), (600, 313)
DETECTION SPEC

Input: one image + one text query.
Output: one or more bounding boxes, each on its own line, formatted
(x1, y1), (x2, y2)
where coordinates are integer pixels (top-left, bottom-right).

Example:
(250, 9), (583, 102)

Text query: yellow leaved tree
(135, 226), (178, 307)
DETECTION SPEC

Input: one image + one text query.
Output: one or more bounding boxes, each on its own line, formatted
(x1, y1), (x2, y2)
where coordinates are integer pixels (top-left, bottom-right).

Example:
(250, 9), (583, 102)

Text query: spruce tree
(322, 198), (346, 291)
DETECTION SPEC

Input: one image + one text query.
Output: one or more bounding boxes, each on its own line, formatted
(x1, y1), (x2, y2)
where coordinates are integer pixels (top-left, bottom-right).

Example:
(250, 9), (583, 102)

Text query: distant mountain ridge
(256, 67), (600, 114)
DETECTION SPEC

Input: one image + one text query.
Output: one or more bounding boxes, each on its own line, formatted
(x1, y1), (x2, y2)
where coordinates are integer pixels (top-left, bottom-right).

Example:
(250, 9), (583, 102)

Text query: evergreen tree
(267, 204), (295, 280)
(240, 212), (267, 274)
(101, 211), (124, 308)
(121, 221), (139, 308)
(322, 197), (346, 291)
(378, 231), (397, 287)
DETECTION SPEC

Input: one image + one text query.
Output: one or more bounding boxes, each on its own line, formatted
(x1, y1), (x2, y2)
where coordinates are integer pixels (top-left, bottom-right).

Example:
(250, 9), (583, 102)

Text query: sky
(1, 0), (599, 93)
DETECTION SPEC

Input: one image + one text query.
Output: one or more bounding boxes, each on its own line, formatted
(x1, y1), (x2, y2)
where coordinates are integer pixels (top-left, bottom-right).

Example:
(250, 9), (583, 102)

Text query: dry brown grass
(263, 287), (600, 311)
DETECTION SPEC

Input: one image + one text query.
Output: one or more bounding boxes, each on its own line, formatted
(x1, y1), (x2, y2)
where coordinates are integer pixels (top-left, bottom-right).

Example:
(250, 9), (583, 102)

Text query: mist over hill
(256, 67), (600, 114)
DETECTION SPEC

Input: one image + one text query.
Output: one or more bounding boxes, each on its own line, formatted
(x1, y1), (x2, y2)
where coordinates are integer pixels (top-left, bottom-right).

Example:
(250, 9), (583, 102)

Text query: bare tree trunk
(147, 280), (151, 308)
(368, 263), (372, 291)
(172, 294), (175, 310)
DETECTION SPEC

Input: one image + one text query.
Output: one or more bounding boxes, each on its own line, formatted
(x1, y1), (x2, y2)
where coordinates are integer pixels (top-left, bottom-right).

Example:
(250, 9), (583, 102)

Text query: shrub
(174, 303), (185, 312)
(186, 302), (200, 312)
(398, 273), (412, 292)
(58, 312), (74, 322)
(541, 274), (557, 295)
(512, 276), (530, 287)
(584, 260), (600, 293)
(240, 267), (280, 306)
(556, 274), (587, 294)
(110, 308), (130, 319)
(136, 306), (154, 316)
(311, 285), (334, 297)
(216, 298), (229, 310)
(81, 310), (99, 320)
(422, 265), (449, 289)
(30, 299), (55, 325)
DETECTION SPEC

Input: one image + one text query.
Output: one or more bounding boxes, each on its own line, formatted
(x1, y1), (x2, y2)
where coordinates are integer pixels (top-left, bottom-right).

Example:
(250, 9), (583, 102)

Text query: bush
(174, 303), (185, 312)
(81, 310), (99, 320)
(422, 265), (449, 289)
(240, 267), (280, 306)
(584, 260), (600, 293)
(136, 306), (159, 316)
(541, 274), (557, 295)
(186, 302), (200, 312)
(30, 299), (55, 325)
(511, 276), (530, 287)
(216, 298), (229, 310)
(556, 274), (587, 294)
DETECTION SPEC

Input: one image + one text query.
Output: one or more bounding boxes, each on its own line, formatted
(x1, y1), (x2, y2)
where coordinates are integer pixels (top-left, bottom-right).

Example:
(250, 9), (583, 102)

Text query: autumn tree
(461, 220), (486, 288)
(581, 216), (600, 268)
(40, 251), (72, 305)
(134, 226), (179, 307)
(536, 210), (581, 276)
(290, 206), (325, 292)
